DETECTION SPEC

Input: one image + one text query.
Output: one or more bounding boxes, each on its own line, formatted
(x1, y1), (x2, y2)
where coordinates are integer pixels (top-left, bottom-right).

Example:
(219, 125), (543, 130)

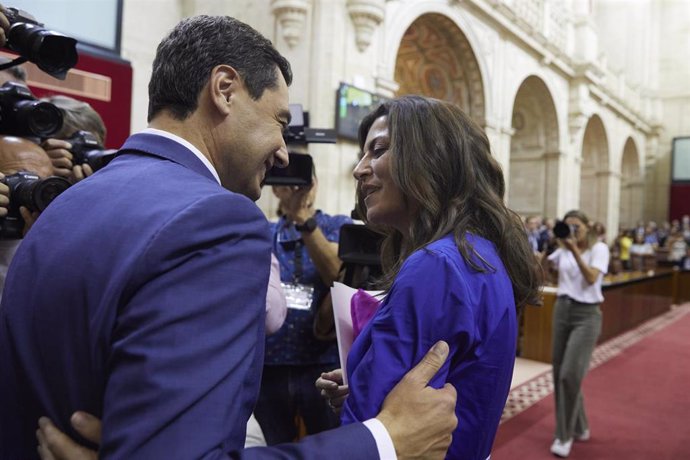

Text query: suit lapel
(118, 133), (217, 183)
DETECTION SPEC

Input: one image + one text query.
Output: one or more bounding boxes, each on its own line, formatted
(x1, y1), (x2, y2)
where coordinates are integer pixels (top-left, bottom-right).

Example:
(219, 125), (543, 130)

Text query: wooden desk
(674, 270), (690, 304)
(520, 269), (676, 363)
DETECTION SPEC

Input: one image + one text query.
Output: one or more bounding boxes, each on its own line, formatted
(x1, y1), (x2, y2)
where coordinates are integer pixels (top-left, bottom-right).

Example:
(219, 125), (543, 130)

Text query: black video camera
(264, 153), (313, 187)
(1, 6), (78, 80)
(0, 171), (70, 239)
(0, 82), (63, 137)
(553, 221), (574, 239)
(264, 104), (337, 187)
(67, 130), (117, 172)
(338, 223), (384, 266)
(284, 104), (337, 144)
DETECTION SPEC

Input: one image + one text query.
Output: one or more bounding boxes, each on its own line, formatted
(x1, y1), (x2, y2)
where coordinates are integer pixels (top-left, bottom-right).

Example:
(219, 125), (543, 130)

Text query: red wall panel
(670, 183), (690, 220)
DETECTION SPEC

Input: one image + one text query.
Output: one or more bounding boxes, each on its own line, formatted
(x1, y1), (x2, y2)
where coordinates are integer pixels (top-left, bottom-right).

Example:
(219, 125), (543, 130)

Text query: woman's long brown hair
(356, 95), (542, 309)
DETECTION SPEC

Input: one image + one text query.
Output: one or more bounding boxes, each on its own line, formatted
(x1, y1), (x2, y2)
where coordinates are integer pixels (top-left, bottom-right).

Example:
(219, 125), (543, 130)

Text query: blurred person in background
(592, 222), (606, 243)
(253, 177), (351, 444)
(545, 210), (609, 458)
(0, 136), (54, 297)
(40, 95), (107, 183)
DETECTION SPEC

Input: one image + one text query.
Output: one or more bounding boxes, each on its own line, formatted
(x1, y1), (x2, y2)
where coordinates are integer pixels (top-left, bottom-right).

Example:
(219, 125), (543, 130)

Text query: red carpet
(492, 306), (690, 460)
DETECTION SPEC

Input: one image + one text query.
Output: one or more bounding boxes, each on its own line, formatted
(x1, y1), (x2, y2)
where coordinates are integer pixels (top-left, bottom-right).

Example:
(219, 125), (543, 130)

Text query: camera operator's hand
(72, 163), (93, 182)
(0, 172), (9, 218)
(0, 6), (10, 48)
(42, 138), (74, 178)
(275, 184), (316, 225)
(19, 206), (39, 235)
(561, 235), (578, 254)
(42, 139), (94, 183)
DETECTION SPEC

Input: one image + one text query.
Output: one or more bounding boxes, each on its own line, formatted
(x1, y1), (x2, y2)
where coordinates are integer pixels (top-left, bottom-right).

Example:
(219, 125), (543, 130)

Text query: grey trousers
(552, 296), (602, 442)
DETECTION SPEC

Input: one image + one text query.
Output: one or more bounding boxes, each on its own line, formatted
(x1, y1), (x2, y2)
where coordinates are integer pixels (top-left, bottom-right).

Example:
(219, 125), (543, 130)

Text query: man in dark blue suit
(0, 14), (456, 460)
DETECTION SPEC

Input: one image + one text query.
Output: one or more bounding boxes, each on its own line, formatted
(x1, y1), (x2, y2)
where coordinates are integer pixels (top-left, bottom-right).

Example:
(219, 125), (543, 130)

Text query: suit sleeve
(100, 192), (271, 459)
(231, 423), (379, 459)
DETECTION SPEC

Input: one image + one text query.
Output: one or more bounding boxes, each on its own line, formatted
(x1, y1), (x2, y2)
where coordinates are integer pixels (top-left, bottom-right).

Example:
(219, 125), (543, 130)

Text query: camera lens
(10, 100), (63, 137)
(28, 102), (63, 137)
(553, 221), (570, 239)
(31, 177), (71, 211)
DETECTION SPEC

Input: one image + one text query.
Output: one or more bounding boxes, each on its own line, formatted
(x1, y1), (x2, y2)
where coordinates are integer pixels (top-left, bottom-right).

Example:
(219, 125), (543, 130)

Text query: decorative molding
(271, 0), (311, 48)
(374, 75), (399, 98)
(346, 0), (385, 52)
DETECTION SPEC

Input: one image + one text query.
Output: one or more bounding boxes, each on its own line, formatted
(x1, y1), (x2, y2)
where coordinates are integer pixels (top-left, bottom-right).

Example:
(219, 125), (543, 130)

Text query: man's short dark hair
(147, 15), (292, 122)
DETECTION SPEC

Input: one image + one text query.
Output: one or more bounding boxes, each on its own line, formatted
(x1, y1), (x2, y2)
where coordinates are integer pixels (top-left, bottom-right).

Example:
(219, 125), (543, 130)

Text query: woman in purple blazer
(319, 96), (541, 460)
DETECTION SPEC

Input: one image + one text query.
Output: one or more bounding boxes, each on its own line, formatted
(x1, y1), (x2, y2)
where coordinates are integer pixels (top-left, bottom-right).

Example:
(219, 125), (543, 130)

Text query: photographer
(40, 95), (107, 183)
(0, 135), (54, 296)
(254, 175), (352, 444)
(544, 210), (610, 458)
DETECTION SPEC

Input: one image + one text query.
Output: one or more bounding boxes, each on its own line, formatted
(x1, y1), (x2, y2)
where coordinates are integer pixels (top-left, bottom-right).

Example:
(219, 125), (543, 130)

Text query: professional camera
(0, 7), (78, 79)
(67, 130), (117, 172)
(0, 171), (70, 239)
(0, 82), (63, 137)
(283, 103), (337, 144)
(263, 104), (336, 186)
(553, 220), (575, 239)
(264, 152), (313, 187)
(337, 222), (384, 288)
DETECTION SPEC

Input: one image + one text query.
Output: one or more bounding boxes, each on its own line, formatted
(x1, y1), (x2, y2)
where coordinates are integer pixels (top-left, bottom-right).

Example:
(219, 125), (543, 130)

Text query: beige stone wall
(119, 0), (685, 233)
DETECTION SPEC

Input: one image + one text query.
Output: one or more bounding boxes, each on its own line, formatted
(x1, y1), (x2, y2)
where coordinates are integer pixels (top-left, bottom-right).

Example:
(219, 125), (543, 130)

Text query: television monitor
(672, 137), (690, 182)
(335, 83), (389, 141)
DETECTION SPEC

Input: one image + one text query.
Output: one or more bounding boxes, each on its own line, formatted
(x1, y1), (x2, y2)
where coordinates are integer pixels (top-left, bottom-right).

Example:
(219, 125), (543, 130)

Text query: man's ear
(209, 64), (241, 115)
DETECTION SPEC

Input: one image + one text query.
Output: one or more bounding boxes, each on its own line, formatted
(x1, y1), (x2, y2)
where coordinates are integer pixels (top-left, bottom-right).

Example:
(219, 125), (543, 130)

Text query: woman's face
(353, 115), (412, 234)
(564, 216), (588, 244)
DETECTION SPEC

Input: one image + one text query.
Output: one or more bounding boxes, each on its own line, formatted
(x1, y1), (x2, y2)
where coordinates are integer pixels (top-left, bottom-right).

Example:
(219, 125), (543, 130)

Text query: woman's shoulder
(405, 233), (503, 276)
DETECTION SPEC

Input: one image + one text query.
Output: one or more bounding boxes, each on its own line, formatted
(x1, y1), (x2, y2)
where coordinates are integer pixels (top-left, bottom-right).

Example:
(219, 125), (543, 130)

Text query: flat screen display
(10, 0), (122, 52)
(335, 83), (389, 141)
(672, 137), (690, 182)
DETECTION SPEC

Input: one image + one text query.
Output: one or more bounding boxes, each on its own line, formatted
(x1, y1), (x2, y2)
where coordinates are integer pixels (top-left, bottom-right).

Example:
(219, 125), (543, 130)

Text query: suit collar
(119, 132), (218, 184)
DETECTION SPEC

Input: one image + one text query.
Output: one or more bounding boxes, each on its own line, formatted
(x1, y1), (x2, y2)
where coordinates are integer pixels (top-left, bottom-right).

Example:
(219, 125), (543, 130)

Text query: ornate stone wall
(119, 0), (685, 233)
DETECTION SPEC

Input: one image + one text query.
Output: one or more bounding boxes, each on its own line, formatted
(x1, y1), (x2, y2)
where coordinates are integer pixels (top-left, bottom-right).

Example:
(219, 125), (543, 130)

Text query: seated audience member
(630, 233), (654, 257)
(40, 95), (107, 183)
(657, 221), (671, 247)
(617, 229), (633, 271)
(540, 218), (558, 256)
(643, 222), (659, 247)
(525, 215), (542, 254)
(682, 215), (690, 244)
(665, 227), (688, 266)
(0, 136), (53, 297)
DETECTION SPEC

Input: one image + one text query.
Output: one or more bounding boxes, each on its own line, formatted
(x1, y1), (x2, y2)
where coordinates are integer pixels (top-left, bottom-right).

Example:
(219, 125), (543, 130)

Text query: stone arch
(619, 137), (642, 229)
(393, 13), (485, 125)
(579, 115), (611, 224)
(507, 75), (560, 218)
